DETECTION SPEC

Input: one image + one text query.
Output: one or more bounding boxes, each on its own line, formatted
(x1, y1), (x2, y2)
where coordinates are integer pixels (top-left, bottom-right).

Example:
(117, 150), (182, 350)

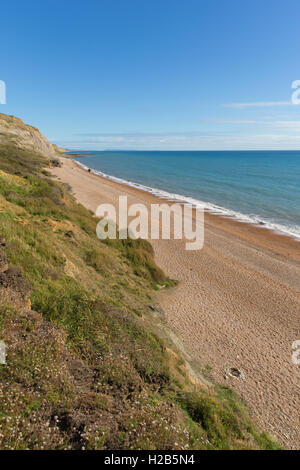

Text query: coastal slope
(0, 114), (280, 450)
(51, 156), (300, 449)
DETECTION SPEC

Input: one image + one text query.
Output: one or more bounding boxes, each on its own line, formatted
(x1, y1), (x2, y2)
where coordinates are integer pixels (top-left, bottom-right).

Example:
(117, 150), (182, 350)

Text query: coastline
(73, 157), (300, 243)
(72, 157), (300, 263)
(51, 156), (300, 449)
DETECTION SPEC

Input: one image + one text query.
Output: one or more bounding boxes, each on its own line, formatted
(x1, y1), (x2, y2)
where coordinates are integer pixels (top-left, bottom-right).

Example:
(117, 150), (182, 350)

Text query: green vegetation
(0, 142), (281, 450)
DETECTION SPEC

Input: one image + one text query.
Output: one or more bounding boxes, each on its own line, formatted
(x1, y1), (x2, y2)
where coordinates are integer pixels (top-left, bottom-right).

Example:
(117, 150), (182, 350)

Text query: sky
(1, 0), (300, 150)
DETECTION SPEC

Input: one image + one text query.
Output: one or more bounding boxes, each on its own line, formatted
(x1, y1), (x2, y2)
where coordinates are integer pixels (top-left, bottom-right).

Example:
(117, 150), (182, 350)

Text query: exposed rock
(52, 144), (67, 154)
(0, 113), (57, 158)
(225, 367), (246, 379)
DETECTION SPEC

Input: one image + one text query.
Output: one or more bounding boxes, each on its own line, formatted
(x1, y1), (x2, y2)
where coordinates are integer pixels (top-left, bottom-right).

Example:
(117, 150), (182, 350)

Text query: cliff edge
(0, 113), (57, 158)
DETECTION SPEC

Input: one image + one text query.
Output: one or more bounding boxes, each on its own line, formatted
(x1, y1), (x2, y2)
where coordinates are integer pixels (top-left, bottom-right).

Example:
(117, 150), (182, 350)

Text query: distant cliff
(0, 113), (57, 158)
(52, 143), (67, 154)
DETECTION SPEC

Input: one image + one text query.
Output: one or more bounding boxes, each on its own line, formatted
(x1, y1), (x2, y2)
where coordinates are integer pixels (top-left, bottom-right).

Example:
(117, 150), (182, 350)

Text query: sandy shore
(51, 156), (300, 449)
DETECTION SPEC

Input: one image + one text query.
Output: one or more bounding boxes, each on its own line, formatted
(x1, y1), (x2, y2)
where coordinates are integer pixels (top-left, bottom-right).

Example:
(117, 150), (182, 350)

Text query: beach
(51, 156), (300, 449)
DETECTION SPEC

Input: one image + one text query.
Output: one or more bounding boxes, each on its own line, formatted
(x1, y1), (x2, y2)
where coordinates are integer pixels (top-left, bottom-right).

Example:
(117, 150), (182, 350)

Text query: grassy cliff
(0, 121), (281, 450)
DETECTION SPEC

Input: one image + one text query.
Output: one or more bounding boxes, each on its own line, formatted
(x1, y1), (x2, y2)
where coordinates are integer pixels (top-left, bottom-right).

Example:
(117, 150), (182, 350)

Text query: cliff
(0, 113), (57, 159)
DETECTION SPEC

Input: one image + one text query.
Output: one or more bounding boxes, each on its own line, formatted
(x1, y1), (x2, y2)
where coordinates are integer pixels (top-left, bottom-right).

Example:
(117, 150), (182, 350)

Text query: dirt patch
(66, 357), (95, 393)
(0, 237), (8, 272)
(0, 267), (31, 302)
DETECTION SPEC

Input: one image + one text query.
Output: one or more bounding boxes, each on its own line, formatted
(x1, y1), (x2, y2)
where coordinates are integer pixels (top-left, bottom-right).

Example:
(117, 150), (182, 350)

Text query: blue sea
(71, 150), (300, 240)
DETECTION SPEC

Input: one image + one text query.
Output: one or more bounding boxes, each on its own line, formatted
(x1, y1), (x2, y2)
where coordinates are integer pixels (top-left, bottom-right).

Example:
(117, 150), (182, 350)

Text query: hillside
(0, 113), (58, 159)
(0, 114), (280, 450)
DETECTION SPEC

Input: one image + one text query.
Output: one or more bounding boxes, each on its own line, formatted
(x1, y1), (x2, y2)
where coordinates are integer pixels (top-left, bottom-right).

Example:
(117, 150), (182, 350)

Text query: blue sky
(1, 0), (300, 150)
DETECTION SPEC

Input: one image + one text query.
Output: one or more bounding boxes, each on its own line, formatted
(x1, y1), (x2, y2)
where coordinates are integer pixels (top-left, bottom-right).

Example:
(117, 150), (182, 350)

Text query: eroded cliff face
(0, 113), (57, 158)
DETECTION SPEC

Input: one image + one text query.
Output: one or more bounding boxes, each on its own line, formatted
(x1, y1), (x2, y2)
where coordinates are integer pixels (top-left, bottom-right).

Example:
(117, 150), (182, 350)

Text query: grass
(0, 142), (281, 450)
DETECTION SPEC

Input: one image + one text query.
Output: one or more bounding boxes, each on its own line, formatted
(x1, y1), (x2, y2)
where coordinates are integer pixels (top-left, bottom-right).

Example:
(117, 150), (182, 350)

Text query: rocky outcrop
(52, 144), (67, 153)
(0, 113), (56, 158)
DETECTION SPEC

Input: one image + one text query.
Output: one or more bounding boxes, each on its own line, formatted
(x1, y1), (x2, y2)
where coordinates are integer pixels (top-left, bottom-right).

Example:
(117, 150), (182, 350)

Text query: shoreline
(51, 155), (300, 449)
(73, 157), (300, 244)
(72, 157), (300, 264)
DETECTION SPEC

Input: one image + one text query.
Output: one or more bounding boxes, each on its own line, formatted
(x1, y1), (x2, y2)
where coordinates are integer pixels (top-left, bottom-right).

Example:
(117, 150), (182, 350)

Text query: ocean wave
(74, 159), (300, 242)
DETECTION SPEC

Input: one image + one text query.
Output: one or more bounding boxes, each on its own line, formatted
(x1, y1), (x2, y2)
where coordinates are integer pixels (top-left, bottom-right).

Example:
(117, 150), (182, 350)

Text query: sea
(70, 150), (300, 241)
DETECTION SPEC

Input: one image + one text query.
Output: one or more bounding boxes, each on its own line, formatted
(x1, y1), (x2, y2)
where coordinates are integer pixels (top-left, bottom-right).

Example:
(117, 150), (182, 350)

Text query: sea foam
(74, 159), (300, 242)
